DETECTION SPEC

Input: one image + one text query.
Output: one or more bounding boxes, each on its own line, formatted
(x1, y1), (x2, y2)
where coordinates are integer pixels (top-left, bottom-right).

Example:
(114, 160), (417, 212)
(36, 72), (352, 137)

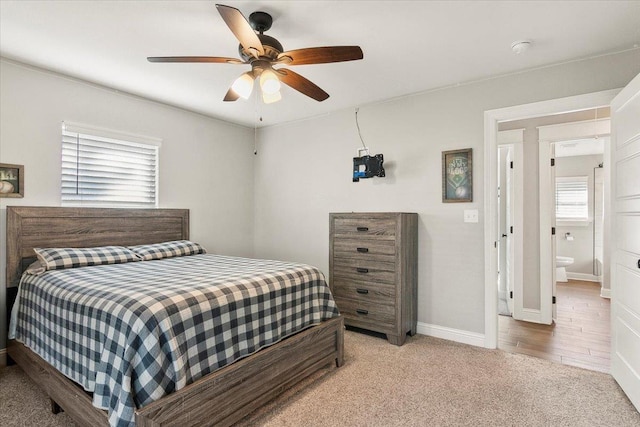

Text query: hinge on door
(552, 227), (556, 235)
(510, 291), (513, 299)
(494, 241), (497, 248)
(552, 296), (556, 304)
(510, 226), (513, 234)
(510, 161), (513, 169)
(551, 158), (555, 166)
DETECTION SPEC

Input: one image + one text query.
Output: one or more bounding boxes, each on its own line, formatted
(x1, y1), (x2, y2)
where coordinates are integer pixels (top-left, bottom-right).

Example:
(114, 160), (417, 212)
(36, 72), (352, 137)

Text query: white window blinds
(555, 176), (588, 220)
(62, 123), (160, 207)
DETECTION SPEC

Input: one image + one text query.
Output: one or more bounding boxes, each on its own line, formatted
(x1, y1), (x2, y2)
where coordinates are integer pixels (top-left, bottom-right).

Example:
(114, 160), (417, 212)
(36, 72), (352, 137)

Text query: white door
(505, 148), (515, 316)
(610, 72), (640, 412)
(497, 131), (524, 321)
(550, 143), (557, 322)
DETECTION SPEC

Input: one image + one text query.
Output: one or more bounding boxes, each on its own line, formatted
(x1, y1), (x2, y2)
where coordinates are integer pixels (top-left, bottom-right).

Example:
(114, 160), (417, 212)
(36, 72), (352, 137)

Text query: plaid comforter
(10, 254), (339, 427)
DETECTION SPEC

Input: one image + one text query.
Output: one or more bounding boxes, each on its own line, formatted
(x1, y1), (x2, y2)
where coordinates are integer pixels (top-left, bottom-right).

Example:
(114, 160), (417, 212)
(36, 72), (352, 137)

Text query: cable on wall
(355, 108), (367, 151)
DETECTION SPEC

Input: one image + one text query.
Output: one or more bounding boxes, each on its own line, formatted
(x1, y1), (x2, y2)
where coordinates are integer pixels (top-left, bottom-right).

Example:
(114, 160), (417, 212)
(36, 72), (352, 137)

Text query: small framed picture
(0, 163), (24, 198)
(442, 149), (472, 203)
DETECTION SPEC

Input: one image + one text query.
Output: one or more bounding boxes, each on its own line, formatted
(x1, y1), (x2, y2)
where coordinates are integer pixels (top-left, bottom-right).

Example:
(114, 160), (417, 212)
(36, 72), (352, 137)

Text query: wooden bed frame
(6, 206), (344, 427)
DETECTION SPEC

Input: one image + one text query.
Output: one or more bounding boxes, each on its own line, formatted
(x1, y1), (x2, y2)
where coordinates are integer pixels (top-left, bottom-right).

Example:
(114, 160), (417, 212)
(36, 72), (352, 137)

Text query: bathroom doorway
(537, 111), (611, 309)
(553, 138), (607, 285)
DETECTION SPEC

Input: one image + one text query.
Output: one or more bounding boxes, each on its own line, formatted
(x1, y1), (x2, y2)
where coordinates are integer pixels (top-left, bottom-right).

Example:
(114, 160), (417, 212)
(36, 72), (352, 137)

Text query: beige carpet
(1, 330), (639, 426)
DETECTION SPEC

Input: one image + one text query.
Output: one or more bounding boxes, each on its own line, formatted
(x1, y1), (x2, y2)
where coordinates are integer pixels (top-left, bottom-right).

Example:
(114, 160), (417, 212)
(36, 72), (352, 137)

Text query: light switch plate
(464, 209), (479, 223)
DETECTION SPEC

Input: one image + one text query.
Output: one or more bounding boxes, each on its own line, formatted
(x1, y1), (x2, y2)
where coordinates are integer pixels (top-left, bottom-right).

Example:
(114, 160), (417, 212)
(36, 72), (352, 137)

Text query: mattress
(10, 253), (339, 427)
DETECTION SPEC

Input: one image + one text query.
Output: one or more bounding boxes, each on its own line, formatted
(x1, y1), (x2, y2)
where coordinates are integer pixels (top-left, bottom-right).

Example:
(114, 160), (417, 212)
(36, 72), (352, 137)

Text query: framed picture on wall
(442, 148), (472, 203)
(0, 163), (24, 198)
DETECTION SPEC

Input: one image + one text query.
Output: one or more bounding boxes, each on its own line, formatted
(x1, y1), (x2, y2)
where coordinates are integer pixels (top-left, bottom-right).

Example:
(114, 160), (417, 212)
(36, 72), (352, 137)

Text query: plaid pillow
(128, 240), (207, 261)
(34, 246), (140, 271)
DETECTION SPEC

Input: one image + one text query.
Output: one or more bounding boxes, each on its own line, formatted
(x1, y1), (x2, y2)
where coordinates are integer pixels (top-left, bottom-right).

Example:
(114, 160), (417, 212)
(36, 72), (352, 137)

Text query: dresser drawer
(333, 238), (396, 263)
(332, 278), (395, 305)
(334, 297), (396, 328)
(333, 218), (396, 239)
(333, 258), (396, 284)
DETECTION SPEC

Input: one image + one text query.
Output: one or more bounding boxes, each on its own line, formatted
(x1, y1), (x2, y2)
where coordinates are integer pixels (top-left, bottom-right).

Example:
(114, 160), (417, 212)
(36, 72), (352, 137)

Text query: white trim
(484, 88), (620, 349)
(416, 322), (486, 348)
(0, 348), (6, 368)
(566, 272), (602, 282)
(62, 121), (163, 147)
(600, 287), (611, 299)
(538, 118), (611, 142)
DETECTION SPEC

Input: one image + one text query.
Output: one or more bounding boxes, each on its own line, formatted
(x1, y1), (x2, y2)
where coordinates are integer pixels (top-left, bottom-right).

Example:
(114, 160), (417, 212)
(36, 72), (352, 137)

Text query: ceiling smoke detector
(511, 40), (532, 54)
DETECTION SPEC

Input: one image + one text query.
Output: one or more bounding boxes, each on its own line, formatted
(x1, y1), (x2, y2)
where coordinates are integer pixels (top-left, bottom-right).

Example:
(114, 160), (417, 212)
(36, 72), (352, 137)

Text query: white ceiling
(1, 1), (639, 128)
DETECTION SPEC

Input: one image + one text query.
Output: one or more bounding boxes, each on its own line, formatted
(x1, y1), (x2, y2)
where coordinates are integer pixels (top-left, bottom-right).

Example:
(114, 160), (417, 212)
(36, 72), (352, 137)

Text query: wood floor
(499, 280), (610, 373)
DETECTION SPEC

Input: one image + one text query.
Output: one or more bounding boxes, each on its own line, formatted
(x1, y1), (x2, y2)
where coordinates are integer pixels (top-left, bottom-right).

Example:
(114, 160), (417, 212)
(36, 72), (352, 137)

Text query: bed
(5, 206), (344, 427)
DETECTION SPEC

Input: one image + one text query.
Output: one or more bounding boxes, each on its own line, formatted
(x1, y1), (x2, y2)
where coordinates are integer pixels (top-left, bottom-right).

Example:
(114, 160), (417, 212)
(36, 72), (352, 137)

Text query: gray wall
(253, 49), (640, 335)
(0, 59), (256, 350)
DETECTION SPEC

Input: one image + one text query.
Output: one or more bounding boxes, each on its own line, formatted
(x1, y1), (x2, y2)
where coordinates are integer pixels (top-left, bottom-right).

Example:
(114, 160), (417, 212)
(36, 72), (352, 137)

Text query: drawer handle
(357, 227), (369, 232)
(356, 288), (369, 294)
(356, 268), (369, 273)
(356, 309), (369, 315)
(357, 247), (369, 253)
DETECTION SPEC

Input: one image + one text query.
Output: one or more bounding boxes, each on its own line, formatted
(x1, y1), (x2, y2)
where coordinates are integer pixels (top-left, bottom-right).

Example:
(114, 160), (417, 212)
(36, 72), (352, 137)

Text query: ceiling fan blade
(276, 68), (329, 102)
(277, 46), (363, 65)
(147, 56), (244, 64)
(215, 4), (264, 57)
(223, 88), (240, 102)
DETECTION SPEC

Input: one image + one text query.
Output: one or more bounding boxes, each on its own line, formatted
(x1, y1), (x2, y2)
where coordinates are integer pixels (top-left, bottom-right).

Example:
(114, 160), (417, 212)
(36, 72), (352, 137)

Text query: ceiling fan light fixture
(232, 73), (254, 99)
(262, 90), (282, 104)
(260, 69), (281, 94)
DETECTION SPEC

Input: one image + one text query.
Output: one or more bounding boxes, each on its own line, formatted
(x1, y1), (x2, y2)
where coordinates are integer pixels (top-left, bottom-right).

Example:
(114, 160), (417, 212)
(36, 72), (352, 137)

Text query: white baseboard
(0, 348), (6, 368)
(600, 287), (611, 298)
(567, 272), (602, 283)
(416, 322), (485, 348)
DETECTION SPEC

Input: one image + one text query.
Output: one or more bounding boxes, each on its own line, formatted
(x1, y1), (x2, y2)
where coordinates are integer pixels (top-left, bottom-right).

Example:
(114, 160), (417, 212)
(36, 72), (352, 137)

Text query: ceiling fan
(147, 4), (364, 104)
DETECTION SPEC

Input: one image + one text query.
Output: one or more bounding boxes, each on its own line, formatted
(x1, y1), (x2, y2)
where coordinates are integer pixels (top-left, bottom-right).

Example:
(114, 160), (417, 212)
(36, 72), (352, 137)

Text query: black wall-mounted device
(353, 154), (385, 182)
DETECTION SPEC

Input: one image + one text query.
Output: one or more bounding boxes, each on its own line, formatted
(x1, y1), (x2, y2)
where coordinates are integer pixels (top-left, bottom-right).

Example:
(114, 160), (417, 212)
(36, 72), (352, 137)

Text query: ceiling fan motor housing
(239, 34), (283, 61)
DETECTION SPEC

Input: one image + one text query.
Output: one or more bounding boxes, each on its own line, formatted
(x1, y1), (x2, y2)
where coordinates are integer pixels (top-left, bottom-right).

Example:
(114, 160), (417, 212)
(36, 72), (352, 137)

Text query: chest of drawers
(329, 212), (418, 345)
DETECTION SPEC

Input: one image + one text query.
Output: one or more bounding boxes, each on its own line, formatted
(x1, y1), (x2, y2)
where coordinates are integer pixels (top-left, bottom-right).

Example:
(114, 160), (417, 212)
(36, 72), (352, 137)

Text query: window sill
(557, 219), (592, 227)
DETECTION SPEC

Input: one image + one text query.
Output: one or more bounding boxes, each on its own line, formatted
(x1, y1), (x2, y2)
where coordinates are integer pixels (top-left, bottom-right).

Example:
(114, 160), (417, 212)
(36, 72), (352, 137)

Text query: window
(555, 176), (588, 220)
(62, 123), (160, 207)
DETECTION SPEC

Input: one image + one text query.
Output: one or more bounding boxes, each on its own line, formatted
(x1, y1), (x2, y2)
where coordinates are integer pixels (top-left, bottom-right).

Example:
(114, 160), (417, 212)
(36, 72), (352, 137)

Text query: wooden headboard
(6, 207), (190, 289)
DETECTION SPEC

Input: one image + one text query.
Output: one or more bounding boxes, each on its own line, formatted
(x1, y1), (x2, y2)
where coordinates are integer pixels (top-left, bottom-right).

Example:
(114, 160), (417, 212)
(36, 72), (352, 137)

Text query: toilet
(556, 256), (574, 282)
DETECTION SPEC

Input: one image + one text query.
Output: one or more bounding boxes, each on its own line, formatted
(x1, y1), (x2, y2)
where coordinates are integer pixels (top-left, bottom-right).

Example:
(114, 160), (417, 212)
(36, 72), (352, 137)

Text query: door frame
(483, 88), (620, 348)
(536, 119), (611, 324)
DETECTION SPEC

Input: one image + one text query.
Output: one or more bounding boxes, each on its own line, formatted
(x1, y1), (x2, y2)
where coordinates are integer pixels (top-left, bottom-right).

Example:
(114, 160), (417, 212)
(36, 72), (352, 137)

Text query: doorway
(494, 110), (612, 371)
(483, 89), (619, 349)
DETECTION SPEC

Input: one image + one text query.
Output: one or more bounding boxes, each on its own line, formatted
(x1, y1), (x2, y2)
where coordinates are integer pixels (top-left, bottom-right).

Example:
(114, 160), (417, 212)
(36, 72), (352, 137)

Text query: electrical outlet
(464, 209), (479, 223)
